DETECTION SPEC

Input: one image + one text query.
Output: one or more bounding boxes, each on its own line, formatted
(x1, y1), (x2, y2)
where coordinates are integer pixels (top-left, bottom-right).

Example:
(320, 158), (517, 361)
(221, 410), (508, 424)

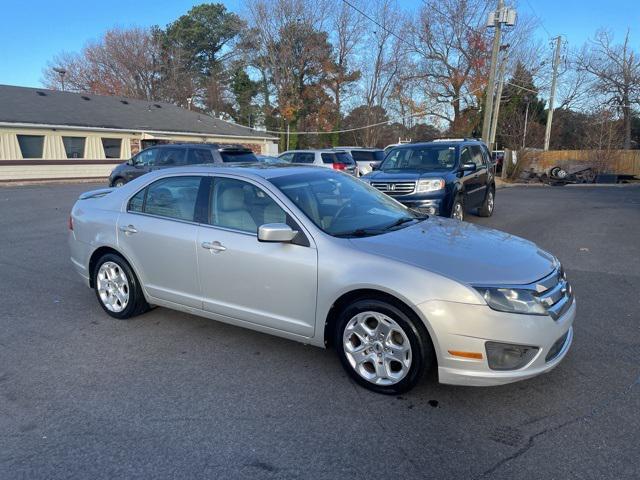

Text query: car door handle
(119, 225), (138, 235)
(201, 241), (226, 253)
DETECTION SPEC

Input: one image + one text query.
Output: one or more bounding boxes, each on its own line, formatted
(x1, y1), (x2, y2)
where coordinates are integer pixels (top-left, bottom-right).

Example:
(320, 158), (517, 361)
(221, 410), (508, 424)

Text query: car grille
(371, 182), (416, 196)
(533, 266), (573, 320)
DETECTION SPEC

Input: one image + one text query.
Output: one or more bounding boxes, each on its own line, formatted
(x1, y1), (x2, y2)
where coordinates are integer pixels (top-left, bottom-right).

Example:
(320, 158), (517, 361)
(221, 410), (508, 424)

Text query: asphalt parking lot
(1, 182), (639, 479)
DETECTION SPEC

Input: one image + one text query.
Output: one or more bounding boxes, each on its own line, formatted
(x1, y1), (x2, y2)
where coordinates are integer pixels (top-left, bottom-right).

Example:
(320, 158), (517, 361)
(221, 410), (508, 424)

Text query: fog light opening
(485, 342), (539, 371)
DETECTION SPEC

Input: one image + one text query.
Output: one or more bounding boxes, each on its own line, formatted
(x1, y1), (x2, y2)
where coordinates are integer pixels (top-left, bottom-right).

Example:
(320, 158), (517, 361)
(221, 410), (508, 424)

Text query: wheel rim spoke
(97, 261), (130, 313)
(343, 311), (412, 386)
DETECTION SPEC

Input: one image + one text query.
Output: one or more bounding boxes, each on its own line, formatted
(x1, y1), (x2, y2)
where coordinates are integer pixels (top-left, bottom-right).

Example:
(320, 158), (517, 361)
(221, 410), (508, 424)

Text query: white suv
(279, 149), (358, 176)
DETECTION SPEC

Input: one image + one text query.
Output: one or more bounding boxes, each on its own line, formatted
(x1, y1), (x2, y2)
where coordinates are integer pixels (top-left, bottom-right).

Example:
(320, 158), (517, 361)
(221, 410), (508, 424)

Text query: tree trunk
(622, 101), (631, 150)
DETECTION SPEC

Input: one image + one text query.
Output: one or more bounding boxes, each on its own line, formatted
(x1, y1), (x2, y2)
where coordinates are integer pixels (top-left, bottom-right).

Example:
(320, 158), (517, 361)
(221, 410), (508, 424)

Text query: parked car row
(74, 161), (574, 394)
(108, 140), (495, 222)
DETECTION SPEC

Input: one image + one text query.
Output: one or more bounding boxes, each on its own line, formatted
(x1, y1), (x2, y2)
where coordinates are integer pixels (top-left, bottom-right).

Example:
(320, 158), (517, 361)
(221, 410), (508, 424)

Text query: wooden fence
(522, 150), (640, 175)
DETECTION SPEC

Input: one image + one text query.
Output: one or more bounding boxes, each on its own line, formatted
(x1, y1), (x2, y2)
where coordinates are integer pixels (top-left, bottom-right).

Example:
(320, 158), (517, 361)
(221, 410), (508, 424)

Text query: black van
(108, 143), (257, 187)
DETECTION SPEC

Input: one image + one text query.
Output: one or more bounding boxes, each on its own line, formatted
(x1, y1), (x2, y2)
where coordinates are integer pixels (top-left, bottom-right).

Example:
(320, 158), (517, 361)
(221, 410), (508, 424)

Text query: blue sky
(0, 0), (638, 88)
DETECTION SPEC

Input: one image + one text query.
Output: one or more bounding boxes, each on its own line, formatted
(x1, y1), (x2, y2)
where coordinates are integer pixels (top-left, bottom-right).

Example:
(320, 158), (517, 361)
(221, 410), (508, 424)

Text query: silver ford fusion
(69, 165), (575, 394)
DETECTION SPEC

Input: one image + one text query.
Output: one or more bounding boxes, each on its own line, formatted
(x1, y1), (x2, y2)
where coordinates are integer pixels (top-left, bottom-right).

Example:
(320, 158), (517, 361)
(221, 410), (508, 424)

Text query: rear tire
(478, 187), (495, 217)
(335, 299), (434, 394)
(113, 178), (126, 188)
(93, 253), (149, 319)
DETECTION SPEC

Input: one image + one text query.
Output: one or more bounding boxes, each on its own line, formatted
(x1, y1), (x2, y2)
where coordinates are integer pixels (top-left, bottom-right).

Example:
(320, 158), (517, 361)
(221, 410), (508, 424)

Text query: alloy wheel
(96, 261), (130, 312)
(452, 202), (464, 220)
(342, 311), (412, 385)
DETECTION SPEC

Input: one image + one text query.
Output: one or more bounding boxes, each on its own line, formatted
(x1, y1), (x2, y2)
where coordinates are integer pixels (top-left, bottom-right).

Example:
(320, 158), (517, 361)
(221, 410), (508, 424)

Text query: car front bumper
(417, 297), (576, 386)
(400, 198), (446, 216)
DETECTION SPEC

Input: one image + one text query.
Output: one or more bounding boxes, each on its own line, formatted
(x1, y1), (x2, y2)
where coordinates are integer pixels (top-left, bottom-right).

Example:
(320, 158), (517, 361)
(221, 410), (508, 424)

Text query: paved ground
(1, 182), (639, 479)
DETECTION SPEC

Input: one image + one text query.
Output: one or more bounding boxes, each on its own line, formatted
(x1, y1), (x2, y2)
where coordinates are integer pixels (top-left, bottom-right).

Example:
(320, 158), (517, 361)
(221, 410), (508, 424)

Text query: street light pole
(53, 67), (67, 91)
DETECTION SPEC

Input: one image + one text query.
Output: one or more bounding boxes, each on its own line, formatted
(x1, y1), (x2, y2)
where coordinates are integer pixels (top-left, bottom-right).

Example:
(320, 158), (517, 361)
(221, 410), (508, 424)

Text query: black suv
(361, 139), (495, 221)
(108, 143), (258, 187)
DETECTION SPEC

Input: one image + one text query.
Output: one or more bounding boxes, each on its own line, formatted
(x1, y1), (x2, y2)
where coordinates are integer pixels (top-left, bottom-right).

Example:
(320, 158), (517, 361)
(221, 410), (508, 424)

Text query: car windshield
(269, 170), (421, 237)
(220, 151), (258, 163)
(381, 145), (457, 172)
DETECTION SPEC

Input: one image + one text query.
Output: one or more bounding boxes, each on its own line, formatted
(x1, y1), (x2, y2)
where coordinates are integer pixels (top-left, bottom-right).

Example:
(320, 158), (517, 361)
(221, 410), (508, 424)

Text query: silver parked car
(69, 165), (575, 394)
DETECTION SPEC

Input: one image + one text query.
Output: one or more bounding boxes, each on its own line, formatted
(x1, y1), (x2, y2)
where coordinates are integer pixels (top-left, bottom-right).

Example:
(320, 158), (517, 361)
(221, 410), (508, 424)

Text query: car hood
(365, 170), (451, 181)
(349, 217), (557, 285)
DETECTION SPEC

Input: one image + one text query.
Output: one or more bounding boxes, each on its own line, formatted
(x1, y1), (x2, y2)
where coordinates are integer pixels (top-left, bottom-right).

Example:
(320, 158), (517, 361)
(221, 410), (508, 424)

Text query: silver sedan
(69, 165), (575, 394)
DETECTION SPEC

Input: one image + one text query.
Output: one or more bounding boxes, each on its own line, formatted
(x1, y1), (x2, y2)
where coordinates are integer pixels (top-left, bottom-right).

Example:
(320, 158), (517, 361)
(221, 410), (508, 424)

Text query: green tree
(158, 3), (244, 114)
(230, 68), (260, 127)
(497, 62), (546, 149)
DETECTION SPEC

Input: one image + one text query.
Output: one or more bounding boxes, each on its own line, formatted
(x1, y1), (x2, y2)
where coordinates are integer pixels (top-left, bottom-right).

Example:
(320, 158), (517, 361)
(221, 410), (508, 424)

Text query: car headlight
(360, 178), (371, 184)
(474, 287), (547, 315)
(416, 178), (445, 192)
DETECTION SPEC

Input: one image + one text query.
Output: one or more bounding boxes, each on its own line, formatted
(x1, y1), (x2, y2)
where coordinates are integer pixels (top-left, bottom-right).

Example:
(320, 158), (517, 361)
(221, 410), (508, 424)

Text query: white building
(0, 85), (278, 181)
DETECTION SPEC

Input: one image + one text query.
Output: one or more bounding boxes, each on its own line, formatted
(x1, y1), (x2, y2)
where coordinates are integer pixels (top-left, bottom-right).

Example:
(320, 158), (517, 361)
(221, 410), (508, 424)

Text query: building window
(62, 137), (86, 158)
(17, 135), (45, 159)
(101, 138), (122, 158)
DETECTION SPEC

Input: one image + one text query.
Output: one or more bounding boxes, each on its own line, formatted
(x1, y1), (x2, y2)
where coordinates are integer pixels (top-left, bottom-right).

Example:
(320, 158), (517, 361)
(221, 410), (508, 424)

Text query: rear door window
(293, 152), (315, 164)
(351, 150), (383, 162)
(187, 148), (214, 164)
(128, 176), (203, 222)
(156, 148), (187, 167)
(321, 153), (337, 164)
(334, 152), (355, 165)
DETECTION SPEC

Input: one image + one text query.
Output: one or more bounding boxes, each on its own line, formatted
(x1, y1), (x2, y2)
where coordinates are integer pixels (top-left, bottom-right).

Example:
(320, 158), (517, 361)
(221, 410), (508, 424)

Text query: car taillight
(68, 215), (74, 231)
(332, 162), (347, 171)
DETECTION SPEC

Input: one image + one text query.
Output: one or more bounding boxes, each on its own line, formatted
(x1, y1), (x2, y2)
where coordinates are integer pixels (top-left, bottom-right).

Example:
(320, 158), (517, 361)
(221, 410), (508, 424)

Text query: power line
(522, 0), (553, 39)
(222, 86), (486, 135)
(340, 0), (413, 49)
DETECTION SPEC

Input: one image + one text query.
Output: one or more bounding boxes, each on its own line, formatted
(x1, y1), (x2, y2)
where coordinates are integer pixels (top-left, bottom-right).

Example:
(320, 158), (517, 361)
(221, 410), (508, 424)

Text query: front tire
(112, 178), (126, 188)
(451, 196), (464, 221)
(93, 253), (149, 319)
(335, 299), (434, 394)
(478, 187), (495, 217)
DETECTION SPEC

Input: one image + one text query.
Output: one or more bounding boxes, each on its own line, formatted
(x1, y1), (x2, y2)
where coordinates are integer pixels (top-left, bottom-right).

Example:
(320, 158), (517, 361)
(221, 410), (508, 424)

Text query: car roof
(137, 163), (331, 181)
(144, 143), (251, 150)
(390, 139), (487, 149)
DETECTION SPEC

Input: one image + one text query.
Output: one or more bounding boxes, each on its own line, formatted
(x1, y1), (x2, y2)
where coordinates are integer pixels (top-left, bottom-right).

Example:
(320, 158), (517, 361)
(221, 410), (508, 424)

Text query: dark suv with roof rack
(361, 139), (495, 221)
(108, 143), (258, 187)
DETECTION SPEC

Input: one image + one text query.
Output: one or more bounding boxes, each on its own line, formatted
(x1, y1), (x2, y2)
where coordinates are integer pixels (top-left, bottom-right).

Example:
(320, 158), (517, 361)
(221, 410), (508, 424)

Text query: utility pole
(286, 123), (290, 151)
(489, 46), (509, 151)
(481, 1), (516, 144)
(522, 96), (530, 148)
(481, 0), (503, 144)
(544, 36), (562, 150)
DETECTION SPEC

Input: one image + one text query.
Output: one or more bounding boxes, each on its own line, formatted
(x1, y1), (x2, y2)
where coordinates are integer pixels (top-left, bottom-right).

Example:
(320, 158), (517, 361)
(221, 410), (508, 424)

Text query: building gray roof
(0, 84), (275, 140)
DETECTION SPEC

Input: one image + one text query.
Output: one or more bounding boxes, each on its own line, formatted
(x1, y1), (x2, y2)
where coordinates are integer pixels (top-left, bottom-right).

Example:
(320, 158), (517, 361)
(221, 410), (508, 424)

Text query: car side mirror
(258, 223), (298, 243)
(371, 162), (381, 171)
(460, 162), (477, 172)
